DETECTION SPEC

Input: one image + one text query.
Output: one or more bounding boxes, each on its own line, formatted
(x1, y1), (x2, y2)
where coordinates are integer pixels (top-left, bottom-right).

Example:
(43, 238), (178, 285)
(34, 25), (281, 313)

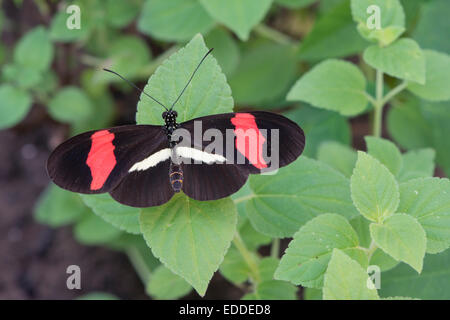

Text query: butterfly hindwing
(47, 125), (167, 194)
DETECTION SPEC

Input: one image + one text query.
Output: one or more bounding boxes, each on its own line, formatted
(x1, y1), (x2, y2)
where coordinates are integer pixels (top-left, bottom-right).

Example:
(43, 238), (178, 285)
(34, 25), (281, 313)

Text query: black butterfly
(47, 49), (305, 207)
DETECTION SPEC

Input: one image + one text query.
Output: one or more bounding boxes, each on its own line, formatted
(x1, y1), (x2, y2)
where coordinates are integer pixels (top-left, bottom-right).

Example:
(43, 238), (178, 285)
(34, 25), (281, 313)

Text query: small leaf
(138, 0), (215, 42)
(199, 0), (273, 41)
(397, 149), (435, 182)
(74, 213), (122, 245)
(287, 60), (368, 116)
(105, 0), (139, 28)
(219, 247), (253, 285)
(408, 50), (450, 101)
(350, 152), (400, 222)
(365, 136), (403, 176)
(80, 194), (141, 235)
(363, 38), (426, 84)
(239, 221), (271, 251)
(35, 184), (86, 227)
(147, 265), (192, 300)
(2, 63), (43, 89)
(242, 280), (297, 300)
(286, 106), (351, 158)
(323, 249), (379, 300)
(369, 248), (399, 272)
(370, 213), (426, 272)
(317, 141), (357, 178)
(139, 194), (237, 296)
(50, 4), (92, 42)
(136, 34), (233, 125)
(14, 26), (53, 71)
(247, 157), (358, 238)
(258, 257), (279, 282)
(398, 177), (450, 254)
(229, 43), (297, 105)
(0, 84), (31, 129)
(48, 87), (93, 123)
(275, 213), (365, 288)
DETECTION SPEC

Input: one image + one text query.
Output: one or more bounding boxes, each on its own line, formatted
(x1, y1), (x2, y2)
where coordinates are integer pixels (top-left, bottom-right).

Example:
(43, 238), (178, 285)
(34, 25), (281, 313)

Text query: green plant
(1, 0), (448, 299)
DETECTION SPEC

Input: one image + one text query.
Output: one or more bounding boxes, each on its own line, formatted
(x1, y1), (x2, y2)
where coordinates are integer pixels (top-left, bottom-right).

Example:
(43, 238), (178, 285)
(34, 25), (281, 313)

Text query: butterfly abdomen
(169, 163), (183, 192)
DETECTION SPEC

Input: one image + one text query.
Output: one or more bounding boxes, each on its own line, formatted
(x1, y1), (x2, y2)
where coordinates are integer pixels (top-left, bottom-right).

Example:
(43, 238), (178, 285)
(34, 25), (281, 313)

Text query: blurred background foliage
(0, 0), (449, 299)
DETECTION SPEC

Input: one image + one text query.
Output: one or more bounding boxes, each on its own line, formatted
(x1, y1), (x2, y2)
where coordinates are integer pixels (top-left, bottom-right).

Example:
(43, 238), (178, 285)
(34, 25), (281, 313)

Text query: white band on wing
(129, 148), (171, 172)
(176, 146), (226, 164)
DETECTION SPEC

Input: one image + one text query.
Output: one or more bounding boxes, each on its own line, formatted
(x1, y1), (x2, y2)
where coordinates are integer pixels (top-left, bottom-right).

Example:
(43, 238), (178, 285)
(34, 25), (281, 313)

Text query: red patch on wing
(86, 130), (117, 190)
(231, 113), (268, 169)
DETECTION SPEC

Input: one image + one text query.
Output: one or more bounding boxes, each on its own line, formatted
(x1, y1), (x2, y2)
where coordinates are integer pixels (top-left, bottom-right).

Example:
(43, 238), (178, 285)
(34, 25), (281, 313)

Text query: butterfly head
(162, 110), (177, 123)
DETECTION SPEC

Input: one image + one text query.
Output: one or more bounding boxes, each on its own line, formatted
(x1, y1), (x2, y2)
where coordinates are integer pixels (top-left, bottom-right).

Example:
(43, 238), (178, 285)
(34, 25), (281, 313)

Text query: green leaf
(138, 0), (215, 42)
(106, 0), (140, 28)
(370, 248), (399, 272)
(380, 250), (450, 299)
(204, 28), (240, 76)
(258, 257), (279, 282)
(77, 292), (119, 300)
(408, 50), (450, 101)
(363, 38), (426, 84)
(14, 26), (53, 71)
(287, 60), (368, 116)
(275, 214), (366, 288)
(35, 184), (86, 227)
(80, 194), (141, 235)
(365, 136), (403, 176)
(350, 215), (372, 248)
(49, 3), (92, 42)
(219, 247), (253, 284)
(351, 0), (405, 46)
(317, 141), (357, 178)
(413, 0), (450, 55)
(0, 84), (32, 129)
(48, 86), (93, 123)
(304, 288), (322, 300)
(2, 63), (43, 89)
(350, 152), (400, 222)
(136, 34), (233, 125)
(275, 0), (316, 9)
(147, 265), (192, 300)
(239, 221), (271, 251)
(74, 213), (123, 245)
(247, 157), (358, 238)
(299, 0), (368, 61)
(199, 0), (273, 41)
(139, 194), (237, 296)
(399, 178), (450, 254)
(370, 213), (426, 272)
(285, 106), (351, 158)
(323, 249), (379, 300)
(229, 43), (297, 106)
(243, 280), (297, 300)
(397, 149), (435, 182)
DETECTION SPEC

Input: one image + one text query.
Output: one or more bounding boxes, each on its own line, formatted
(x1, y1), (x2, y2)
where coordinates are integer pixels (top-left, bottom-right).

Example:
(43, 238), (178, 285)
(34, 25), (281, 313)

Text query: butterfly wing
(176, 111), (305, 200)
(47, 125), (168, 195)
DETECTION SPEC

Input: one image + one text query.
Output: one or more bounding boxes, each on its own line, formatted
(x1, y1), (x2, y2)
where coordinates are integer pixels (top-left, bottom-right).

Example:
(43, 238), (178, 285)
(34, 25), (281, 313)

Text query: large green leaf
(380, 250), (450, 299)
(199, 0), (273, 41)
(287, 60), (368, 116)
(246, 157), (358, 238)
(14, 26), (53, 71)
(139, 194), (237, 296)
(146, 265), (192, 299)
(229, 43), (297, 106)
(351, 152), (400, 222)
(138, 0), (215, 42)
(399, 178), (450, 254)
(323, 249), (379, 300)
(80, 194), (141, 235)
(285, 106), (351, 158)
(408, 50), (450, 101)
(370, 213), (426, 272)
(299, 0), (368, 61)
(365, 136), (403, 176)
(318, 141), (357, 178)
(363, 38), (426, 84)
(397, 149), (435, 182)
(48, 87), (93, 123)
(74, 213), (123, 245)
(0, 84), (31, 129)
(275, 214), (367, 288)
(136, 34), (233, 125)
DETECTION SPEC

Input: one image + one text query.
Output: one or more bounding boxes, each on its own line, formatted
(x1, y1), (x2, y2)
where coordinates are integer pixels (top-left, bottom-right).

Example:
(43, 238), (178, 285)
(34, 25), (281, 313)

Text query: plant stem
(381, 81), (408, 106)
(373, 70), (384, 137)
(367, 240), (378, 261)
(253, 24), (295, 45)
(270, 238), (280, 258)
(126, 246), (152, 286)
(233, 232), (261, 283)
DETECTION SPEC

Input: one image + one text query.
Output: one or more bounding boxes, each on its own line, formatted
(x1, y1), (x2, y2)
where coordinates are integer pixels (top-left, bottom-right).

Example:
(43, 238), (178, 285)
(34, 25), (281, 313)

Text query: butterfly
(47, 49), (305, 208)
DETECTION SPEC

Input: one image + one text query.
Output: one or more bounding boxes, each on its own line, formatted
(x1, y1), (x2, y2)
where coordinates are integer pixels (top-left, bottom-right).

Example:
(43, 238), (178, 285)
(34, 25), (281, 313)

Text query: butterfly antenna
(103, 68), (169, 111)
(170, 48), (214, 110)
